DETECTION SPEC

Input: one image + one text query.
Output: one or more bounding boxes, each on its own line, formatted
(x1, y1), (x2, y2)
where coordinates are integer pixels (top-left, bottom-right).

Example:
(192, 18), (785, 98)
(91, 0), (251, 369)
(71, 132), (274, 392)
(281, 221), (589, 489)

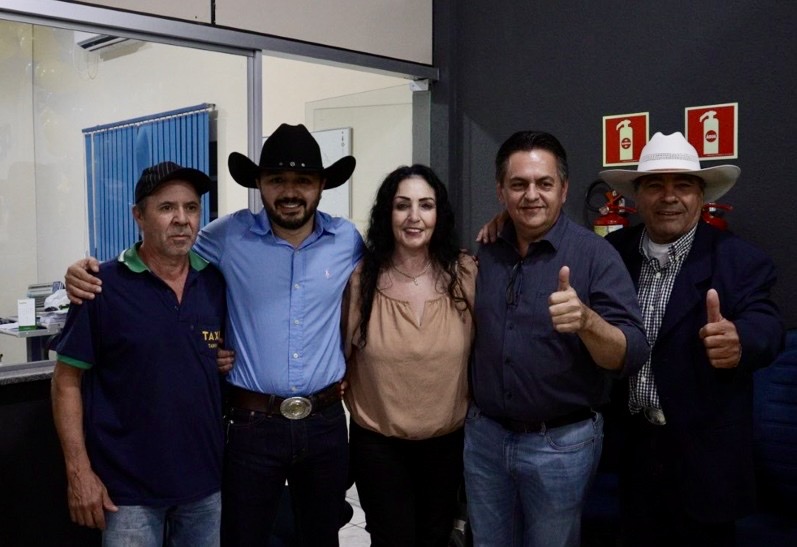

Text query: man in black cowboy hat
(65, 124), (362, 546)
(226, 123), (356, 244)
(214, 124), (360, 547)
(600, 132), (783, 546)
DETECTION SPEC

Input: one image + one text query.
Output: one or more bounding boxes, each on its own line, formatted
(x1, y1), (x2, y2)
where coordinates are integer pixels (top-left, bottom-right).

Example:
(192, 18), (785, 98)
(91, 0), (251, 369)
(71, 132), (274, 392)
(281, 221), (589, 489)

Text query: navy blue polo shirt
(471, 215), (649, 422)
(56, 244), (227, 506)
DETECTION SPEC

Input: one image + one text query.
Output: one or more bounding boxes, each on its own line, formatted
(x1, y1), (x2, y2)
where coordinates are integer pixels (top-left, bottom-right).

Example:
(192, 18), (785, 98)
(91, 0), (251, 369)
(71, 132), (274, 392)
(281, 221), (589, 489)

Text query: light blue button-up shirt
(195, 208), (363, 397)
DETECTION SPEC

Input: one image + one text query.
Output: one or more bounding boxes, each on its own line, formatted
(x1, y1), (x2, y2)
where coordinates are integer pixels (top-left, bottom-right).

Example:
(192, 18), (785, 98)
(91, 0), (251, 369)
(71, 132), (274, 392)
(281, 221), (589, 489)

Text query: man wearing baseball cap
(66, 124), (361, 546)
(600, 132), (783, 546)
(53, 161), (227, 545)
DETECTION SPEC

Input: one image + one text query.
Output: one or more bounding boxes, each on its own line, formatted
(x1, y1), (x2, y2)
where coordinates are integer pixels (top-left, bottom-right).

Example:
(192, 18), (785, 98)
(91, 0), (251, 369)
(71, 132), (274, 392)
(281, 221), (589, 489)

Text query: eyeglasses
(505, 260), (524, 306)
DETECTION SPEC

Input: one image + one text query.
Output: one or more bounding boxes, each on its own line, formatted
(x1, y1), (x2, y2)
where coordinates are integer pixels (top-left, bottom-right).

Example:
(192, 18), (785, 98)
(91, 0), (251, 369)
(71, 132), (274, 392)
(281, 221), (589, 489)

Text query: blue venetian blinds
(83, 103), (213, 261)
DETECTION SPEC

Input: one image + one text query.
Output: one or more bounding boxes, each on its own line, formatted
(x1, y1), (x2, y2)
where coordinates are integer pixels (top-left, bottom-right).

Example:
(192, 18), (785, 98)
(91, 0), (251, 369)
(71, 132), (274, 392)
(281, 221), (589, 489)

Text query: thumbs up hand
(549, 266), (587, 333)
(557, 265), (571, 293)
(699, 289), (741, 368)
(706, 288), (723, 324)
(548, 265), (629, 371)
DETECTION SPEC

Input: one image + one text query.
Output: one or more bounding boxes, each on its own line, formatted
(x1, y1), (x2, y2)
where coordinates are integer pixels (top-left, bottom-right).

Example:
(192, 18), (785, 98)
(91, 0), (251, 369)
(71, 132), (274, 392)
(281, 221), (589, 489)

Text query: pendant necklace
(391, 260), (432, 286)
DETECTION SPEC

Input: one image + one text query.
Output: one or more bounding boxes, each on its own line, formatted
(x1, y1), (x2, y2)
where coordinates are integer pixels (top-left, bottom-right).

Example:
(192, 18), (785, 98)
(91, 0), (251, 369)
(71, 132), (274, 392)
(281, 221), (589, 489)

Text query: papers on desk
(0, 311), (67, 331)
(39, 310), (68, 327)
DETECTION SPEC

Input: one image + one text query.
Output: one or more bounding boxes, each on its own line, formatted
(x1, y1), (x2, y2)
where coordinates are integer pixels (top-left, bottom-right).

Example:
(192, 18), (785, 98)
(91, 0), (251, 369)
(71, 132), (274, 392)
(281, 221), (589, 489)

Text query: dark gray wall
(433, 0), (797, 327)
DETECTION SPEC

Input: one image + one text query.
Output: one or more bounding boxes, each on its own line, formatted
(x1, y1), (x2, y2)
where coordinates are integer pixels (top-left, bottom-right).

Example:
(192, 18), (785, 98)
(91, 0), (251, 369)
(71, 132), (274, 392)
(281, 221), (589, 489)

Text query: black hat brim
(228, 152), (355, 190)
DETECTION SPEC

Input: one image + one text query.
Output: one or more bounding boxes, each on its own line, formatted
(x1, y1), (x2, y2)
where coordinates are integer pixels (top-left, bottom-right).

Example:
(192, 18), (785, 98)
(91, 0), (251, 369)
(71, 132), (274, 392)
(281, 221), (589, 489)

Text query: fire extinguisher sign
(602, 112), (649, 167)
(685, 103), (738, 159)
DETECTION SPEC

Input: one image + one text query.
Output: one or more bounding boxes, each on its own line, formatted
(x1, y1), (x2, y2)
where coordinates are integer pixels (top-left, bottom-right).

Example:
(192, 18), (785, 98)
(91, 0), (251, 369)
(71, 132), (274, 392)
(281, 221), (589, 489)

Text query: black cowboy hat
(228, 123), (356, 190)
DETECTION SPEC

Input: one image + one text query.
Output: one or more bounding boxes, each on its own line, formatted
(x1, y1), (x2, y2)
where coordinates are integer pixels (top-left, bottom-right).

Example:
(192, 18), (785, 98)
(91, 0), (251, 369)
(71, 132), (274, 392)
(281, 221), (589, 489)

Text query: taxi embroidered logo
(202, 329), (221, 350)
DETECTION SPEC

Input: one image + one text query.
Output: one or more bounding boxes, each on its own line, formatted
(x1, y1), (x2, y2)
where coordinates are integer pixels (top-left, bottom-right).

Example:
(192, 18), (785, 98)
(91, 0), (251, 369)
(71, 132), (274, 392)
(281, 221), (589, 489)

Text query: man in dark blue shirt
(465, 131), (649, 547)
(52, 162), (227, 546)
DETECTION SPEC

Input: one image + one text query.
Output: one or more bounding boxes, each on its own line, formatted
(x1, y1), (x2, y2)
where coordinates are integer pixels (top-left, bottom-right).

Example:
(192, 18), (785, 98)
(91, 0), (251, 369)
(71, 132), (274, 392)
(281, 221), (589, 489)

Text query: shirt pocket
(194, 317), (223, 359)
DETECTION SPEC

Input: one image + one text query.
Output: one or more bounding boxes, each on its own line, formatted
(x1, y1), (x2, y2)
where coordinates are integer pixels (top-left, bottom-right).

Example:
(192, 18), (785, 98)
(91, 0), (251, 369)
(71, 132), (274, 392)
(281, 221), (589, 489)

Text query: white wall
(31, 27), (249, 279)
(307, 85), (413, 233)
(219, 0), (432, 64)
(262, 56), (410, 126)
(62, 0), (433, 65)
(62, 0), (210, 23)
(0, 22), (248, 363)
(261, 56), (413, 233)
(0, 21), (415, 363)
(0, 21), (36, 363)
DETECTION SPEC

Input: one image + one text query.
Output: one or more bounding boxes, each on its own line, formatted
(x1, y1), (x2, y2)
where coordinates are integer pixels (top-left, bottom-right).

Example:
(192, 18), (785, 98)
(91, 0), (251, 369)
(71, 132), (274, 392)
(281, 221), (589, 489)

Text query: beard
(263, 195), (321, 230)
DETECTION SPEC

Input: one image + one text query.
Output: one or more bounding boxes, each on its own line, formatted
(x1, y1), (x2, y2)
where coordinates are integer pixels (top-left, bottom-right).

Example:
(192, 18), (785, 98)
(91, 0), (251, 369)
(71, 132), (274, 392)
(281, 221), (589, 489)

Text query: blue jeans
(102, 491), (220, 547)
(221, 401), (349, 547)
(463, 403), (603, 547)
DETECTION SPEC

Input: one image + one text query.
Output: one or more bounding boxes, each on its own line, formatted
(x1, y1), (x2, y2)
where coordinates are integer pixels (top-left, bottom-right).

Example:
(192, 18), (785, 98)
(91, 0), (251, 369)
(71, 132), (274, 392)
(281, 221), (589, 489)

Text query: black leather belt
(491, 407), (594, 434)
(229, 383), (341, 420)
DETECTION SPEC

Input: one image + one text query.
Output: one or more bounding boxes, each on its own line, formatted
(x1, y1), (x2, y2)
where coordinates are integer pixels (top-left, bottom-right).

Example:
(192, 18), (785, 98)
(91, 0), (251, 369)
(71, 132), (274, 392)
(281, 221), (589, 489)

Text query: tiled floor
(339, 484), (370, 545)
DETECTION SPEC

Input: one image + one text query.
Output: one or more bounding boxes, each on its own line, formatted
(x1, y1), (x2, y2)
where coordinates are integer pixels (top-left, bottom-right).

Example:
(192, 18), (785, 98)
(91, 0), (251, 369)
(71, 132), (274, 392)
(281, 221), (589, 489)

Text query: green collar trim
(118, 242), (209, 272)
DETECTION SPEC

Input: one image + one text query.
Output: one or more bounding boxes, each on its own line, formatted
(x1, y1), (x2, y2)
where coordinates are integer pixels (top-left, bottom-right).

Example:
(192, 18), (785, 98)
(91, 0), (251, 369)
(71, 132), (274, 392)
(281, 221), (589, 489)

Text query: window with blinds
(82, 103), (215, 260)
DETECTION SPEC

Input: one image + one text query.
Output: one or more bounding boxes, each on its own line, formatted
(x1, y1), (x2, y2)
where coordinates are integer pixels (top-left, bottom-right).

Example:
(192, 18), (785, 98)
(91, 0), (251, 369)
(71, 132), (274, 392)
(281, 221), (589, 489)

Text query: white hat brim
(599, 165), (740, 203)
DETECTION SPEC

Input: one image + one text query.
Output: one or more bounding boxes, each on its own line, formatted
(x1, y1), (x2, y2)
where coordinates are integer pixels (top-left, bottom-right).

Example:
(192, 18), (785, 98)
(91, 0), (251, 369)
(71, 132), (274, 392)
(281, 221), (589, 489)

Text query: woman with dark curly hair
(343, 164), (476, 546)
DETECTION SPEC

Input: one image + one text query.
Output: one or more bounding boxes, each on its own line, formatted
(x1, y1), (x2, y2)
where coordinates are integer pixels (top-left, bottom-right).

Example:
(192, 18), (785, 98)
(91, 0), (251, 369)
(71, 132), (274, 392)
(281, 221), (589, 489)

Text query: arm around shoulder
(457, 251), (478, 311)
(64, 257), (102, 304)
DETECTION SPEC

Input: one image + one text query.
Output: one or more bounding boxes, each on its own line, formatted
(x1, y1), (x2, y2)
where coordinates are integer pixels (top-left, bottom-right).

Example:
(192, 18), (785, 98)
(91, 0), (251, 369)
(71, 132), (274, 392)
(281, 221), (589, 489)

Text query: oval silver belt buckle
(643, 407), (667, 426)
(280, 397), (312, 420)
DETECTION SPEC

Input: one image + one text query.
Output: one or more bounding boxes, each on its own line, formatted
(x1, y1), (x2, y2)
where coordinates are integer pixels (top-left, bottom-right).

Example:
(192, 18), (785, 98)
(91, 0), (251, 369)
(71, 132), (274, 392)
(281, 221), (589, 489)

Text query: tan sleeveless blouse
(343, 254), (476, 439)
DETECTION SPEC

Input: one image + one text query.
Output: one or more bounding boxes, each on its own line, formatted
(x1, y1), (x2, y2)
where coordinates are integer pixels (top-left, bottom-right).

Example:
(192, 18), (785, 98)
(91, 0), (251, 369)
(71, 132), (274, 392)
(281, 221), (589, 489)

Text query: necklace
(391, 260), (432, 286)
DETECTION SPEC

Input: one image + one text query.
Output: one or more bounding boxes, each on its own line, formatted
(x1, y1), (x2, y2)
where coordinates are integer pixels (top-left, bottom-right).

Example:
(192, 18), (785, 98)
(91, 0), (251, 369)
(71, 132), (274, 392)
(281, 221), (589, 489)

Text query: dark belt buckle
(280, 396), (312, 420)
(643, 407), (666, 426)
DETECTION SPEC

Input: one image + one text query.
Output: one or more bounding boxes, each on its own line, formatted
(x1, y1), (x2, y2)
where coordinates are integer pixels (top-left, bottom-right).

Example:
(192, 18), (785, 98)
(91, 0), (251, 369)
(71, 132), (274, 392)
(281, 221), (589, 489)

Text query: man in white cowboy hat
(600, 132), (783, 546)
(65, 124), (362, 546)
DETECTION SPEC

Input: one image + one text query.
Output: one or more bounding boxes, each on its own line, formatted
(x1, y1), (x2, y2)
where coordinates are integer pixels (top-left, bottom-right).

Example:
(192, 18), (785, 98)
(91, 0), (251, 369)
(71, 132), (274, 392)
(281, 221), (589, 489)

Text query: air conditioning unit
(74, 31), (129, 52)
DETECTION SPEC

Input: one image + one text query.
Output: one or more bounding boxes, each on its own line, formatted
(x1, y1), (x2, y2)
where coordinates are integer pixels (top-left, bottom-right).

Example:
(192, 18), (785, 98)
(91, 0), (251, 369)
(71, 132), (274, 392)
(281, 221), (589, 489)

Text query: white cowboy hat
(599, 132), (740, 202)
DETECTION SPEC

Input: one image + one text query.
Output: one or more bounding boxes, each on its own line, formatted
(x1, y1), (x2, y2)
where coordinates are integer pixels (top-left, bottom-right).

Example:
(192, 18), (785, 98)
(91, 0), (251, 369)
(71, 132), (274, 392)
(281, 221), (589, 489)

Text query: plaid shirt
(629, 224), (697, 413)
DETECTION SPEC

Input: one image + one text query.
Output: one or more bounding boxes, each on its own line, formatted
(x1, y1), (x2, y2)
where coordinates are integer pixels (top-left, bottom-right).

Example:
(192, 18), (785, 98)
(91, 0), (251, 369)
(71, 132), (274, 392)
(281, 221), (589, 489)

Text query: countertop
(0, 360), (55, 385)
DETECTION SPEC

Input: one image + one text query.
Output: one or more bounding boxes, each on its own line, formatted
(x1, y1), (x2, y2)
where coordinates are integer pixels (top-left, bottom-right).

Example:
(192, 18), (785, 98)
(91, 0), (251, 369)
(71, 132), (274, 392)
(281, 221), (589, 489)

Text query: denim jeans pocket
(225, 408), (268, 446)
(545, 411), (603, 452)
(224, 408), (280, 455)
(226, 407), (269, 427)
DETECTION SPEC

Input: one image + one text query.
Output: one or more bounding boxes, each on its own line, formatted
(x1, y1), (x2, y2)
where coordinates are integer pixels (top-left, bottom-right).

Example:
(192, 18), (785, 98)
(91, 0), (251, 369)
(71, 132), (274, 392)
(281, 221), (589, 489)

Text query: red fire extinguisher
(594, 190), (636, 237)
(702, 202), (733, 230)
